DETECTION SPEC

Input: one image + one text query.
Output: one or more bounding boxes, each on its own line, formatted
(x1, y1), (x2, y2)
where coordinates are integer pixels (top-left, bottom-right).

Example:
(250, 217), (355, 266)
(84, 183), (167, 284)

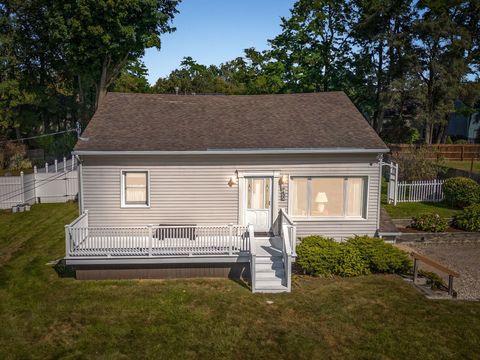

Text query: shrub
(453, 204), (480, 231)
(411, 214), (448, 232)
(454, 139), (468, 144)
(296, 235), (411, 277)
(346, 236), (412, 274)
(391, 146), (445, 181)
(443, 177), (480, 208)
(418, 270), (444, 289)
(296, 236), (343, 276)
(332, 245), (370, 277)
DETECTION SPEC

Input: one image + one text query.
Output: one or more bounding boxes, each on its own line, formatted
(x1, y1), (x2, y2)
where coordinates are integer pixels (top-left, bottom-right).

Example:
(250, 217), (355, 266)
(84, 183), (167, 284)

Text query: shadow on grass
(52, 259), (76, 278)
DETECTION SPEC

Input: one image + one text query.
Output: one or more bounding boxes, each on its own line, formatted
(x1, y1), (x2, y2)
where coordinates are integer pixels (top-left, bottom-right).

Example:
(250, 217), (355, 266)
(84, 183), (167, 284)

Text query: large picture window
(290, 177), (366, 218)
(121, 171), (149, 207)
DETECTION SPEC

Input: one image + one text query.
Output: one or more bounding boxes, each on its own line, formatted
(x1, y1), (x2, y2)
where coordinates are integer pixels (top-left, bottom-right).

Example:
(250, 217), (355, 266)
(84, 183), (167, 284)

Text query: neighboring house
(65, 92), (388, 293)
(447, 100), (480, 143)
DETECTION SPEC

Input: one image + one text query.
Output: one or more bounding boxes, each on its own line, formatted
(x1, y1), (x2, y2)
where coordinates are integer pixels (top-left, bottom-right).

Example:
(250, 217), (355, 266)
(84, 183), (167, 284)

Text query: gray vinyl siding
(81, 153), (381, 240)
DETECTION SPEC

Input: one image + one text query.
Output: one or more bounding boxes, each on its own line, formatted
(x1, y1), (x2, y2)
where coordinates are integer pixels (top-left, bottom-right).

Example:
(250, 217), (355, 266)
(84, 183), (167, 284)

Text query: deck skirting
(73, 262), (251, 281)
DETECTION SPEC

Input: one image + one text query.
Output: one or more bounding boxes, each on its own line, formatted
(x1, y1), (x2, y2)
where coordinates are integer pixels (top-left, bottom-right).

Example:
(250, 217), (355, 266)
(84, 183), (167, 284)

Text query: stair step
(256, 270), (285, 280)
(255, 278), (284, 287)
(255, 262), (284, 271)
(255, 256), (283, 264)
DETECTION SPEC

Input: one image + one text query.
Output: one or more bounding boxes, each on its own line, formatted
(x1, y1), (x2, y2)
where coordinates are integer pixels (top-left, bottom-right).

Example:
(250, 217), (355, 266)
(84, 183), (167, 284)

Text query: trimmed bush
(296, 236), (343, 276)
(411, 214), (448, 232)
(443, 177), (480, 208)
(296, 235), (411, 277)
(332, 246), (370, 277)
(346, 236), (412, 274)
(453, 204), (480, 231)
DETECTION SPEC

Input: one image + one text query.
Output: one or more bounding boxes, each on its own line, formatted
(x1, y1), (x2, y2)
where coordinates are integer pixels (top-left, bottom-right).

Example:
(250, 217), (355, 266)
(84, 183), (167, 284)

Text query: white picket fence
(0, 156), (78, 209)
(396, 179), (445, 203)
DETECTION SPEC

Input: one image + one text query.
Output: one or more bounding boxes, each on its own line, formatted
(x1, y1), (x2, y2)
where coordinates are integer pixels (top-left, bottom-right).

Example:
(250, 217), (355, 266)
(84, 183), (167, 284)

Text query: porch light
(228, 175), (238, 187)
(315, 192), (328, 213)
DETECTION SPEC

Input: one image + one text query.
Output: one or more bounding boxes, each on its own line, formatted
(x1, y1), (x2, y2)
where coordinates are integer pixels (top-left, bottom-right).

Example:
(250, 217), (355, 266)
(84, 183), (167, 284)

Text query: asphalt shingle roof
(74, 92), (387, 152)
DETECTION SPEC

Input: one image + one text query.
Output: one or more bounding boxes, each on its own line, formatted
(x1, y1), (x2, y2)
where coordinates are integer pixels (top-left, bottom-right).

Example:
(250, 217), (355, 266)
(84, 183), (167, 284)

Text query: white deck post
(45, 162), (48, 173)
(54, 159), (58, 173)
(228, 223), (233, 255)
(20, 171), (25, 204)
(63, 157), (67, 172)
(148, 225), (153, 256)
(65, 225), (71, 257)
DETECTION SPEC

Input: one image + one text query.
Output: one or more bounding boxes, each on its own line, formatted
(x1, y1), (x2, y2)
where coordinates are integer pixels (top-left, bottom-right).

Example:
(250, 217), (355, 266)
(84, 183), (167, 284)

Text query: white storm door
(246, 177), (272, 232)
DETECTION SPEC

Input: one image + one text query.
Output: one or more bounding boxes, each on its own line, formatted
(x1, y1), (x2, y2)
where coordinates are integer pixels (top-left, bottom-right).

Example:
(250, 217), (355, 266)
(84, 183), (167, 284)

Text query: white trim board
(73, 148), (389, 156)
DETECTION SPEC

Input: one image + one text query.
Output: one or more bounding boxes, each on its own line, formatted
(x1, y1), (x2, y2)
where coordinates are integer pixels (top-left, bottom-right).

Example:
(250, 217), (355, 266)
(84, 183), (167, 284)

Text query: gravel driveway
(401, 242), (480, 301)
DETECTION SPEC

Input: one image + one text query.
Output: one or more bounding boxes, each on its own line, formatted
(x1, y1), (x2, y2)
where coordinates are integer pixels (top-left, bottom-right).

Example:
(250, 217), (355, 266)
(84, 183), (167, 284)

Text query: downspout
(75, 154), (84, 214)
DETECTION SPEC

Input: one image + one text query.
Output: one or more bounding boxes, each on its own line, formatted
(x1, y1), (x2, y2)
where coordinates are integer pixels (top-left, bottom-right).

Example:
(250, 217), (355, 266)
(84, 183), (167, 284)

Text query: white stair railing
(277, 209), (296, 292)
(248, 224), (256, 292)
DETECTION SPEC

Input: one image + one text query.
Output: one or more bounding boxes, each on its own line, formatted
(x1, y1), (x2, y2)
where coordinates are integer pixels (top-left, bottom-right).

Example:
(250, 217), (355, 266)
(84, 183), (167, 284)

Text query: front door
(246, 177), (272, 232)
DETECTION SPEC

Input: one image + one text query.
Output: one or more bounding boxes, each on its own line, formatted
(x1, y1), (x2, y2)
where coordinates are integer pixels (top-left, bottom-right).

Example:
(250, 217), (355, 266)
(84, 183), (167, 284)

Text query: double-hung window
(121, 171), (149, 207)
(290, 177), (367, 218)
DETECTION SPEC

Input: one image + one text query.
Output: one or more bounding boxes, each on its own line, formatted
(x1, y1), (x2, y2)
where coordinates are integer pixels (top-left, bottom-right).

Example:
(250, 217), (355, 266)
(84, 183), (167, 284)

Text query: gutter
(72, 148), (390, 156)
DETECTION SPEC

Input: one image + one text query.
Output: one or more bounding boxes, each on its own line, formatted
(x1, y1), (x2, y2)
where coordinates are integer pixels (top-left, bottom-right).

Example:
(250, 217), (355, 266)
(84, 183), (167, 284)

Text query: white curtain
(346, 178), (364, 217)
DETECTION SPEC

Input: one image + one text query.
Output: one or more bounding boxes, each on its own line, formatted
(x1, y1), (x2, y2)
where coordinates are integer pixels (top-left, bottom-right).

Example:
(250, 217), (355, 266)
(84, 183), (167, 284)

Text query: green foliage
(392, 146), (446, 181)
(443, 177), (480, 208)
(453, 204), (480, 232)
(296, 236), (344, 276)
(346, 236), (412, 274)
(446, 136), (453, 144)
(297, 235), (411, 277)
(418, 270), (445, 290)
(411, 214), (448, 232)
(454, 139), (468, 144)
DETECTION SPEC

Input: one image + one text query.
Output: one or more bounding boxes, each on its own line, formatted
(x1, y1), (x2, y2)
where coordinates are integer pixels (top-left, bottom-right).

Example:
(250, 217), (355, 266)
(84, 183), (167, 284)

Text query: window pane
(311, 178), (343, 216)
(247, 178), (266, 209)
(346, 178), (364, 217)
(291, 178), (308, 216)
(126, 172), (146, 186)
(124, 172), (147, 205)
(126, 187), (146, 202)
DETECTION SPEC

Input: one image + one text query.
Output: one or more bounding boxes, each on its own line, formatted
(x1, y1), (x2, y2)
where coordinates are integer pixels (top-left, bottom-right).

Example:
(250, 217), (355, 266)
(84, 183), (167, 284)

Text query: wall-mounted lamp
(228, 175), (238, 187)
(279, 174), (288, 201)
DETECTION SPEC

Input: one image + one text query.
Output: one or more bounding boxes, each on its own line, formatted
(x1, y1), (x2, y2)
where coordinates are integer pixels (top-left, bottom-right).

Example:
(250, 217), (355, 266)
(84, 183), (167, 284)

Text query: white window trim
(120, 169), (150, 208)
(288, 175), (369, 221)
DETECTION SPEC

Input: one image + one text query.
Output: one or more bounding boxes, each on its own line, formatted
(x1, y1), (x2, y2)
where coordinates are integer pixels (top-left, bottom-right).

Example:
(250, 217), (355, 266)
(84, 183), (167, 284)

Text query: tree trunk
(96, 59), (109, 109)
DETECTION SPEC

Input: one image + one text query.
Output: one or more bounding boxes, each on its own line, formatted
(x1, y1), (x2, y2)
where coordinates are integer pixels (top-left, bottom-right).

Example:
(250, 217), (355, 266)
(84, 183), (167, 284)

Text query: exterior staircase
(252, 236), (289, 293)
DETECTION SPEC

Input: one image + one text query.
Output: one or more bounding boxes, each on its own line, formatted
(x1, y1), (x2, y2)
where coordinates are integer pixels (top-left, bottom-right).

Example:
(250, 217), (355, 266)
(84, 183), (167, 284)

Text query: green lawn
(381, 180), (460, 219)
(1, 204), (479, 359)
(444, 160), (480, 174)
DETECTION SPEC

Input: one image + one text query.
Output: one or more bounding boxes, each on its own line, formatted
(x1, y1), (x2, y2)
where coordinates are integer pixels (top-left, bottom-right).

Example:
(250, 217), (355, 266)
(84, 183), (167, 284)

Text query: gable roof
(74, 92), (387, 153)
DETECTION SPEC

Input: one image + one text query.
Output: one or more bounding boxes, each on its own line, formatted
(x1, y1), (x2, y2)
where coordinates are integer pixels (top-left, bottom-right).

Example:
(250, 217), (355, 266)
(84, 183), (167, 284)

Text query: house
(447, 100), (480, 143)
(65, 92), (388, 293)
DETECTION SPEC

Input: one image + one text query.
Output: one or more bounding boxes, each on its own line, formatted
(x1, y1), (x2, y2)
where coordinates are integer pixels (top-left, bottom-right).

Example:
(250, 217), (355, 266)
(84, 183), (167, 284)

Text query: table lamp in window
(315, 192), (328, 213)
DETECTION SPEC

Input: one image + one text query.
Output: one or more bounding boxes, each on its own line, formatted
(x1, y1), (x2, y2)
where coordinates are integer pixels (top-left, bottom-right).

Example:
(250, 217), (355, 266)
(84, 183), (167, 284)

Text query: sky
(142, 0), (295, 84)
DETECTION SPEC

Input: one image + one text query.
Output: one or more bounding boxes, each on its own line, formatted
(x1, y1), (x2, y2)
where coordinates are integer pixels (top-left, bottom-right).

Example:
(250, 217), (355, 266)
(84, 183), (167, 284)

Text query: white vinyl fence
(396, 179), (445, 203)
(0, 156), (78, 209)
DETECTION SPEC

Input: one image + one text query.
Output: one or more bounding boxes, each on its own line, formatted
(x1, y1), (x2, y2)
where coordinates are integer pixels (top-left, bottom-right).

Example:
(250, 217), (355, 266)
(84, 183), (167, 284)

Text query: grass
(444, 160), (480, 174)
(381, 180), (460, 219)
(1, 204), (479, 359)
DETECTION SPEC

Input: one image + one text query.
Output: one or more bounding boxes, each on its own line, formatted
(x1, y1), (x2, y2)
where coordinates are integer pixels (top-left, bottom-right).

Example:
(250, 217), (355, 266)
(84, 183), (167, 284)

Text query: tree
(411, 1), (476, 144)
(111, 60), (151, 93)
(350, 0), (415, 133)
(269, 0), (354, 93)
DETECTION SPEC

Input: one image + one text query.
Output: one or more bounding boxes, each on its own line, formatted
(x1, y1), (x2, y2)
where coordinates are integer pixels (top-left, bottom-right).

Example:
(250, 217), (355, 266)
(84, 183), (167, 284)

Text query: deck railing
(276, 209), (297, 292)
(66, 213), (250, 258)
